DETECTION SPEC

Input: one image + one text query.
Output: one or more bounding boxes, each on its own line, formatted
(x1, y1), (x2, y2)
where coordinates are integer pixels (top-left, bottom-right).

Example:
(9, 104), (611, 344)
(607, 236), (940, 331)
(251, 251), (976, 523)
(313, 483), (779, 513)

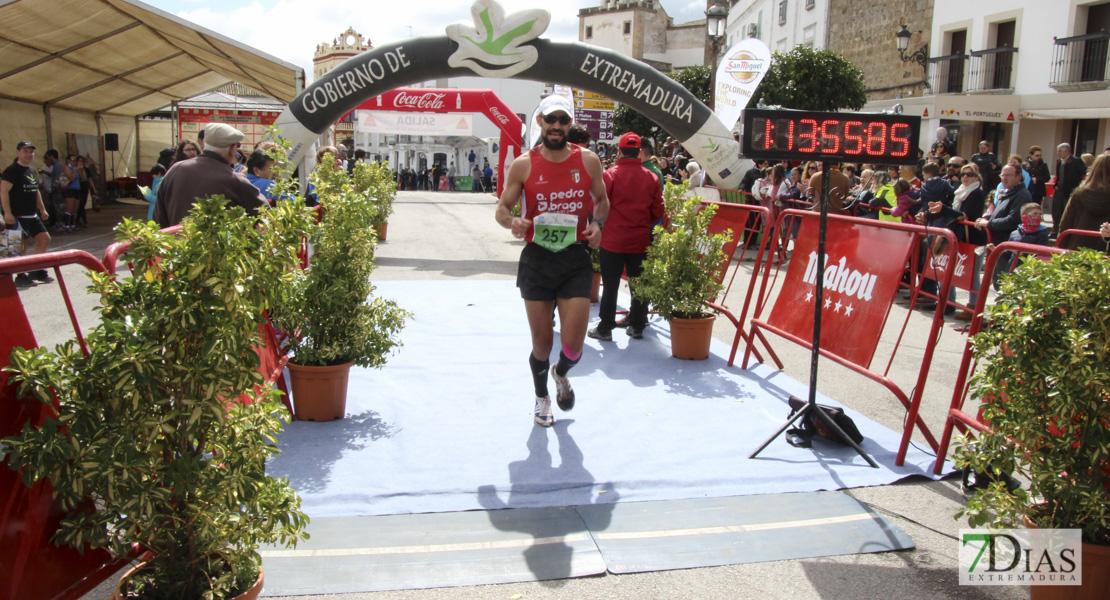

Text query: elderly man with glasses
(153, 123), (267, 228)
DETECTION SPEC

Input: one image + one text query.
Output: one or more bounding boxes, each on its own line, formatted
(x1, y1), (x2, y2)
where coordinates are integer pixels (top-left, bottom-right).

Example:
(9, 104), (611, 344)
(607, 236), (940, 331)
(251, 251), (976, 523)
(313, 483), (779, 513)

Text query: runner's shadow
(477, 420), (617, 586)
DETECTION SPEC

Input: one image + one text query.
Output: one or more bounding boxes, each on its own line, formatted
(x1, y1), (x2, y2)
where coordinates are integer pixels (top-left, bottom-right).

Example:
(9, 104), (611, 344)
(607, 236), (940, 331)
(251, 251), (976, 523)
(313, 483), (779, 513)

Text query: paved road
(63, 192), (1023, 600)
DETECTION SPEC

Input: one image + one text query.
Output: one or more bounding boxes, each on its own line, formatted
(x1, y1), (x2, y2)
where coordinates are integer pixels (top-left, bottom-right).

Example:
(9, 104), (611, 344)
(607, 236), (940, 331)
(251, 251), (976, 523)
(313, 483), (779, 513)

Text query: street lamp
(706, 2), (728, 39)
(895, 24), (929, 73)
(705, 1), (729, 110)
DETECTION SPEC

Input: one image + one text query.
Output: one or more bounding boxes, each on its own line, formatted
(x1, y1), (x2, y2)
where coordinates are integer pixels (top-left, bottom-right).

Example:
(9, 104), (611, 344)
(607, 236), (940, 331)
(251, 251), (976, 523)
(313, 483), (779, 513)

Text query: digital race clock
(741, 108), (921, 165)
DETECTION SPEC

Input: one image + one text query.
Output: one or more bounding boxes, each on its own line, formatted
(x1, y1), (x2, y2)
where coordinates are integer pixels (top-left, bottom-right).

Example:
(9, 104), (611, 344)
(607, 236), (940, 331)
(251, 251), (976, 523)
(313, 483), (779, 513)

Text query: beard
(542, 135), (567, 151)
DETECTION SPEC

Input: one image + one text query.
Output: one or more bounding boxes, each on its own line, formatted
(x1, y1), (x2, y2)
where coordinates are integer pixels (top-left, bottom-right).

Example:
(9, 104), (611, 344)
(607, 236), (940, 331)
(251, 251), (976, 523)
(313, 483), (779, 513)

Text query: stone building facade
(313, 27), (373, 82)
(579, 0), (706, 72)
(827, 0), (933, 101)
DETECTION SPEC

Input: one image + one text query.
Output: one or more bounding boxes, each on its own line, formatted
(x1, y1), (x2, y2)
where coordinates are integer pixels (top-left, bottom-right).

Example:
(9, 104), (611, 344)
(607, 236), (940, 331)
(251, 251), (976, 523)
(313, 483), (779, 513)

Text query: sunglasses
(961, 172), (975, 177)
(543, 114), (572, 125)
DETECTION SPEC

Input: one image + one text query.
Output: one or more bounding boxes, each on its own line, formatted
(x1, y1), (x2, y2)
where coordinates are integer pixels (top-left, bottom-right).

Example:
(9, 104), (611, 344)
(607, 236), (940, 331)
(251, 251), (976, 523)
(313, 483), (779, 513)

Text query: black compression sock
(555, 349), (580, 378)
(529, 353), (550, 398)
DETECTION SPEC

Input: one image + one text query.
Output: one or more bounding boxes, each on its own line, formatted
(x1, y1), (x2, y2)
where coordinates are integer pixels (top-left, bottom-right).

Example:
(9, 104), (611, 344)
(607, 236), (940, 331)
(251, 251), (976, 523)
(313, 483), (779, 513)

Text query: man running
(495, 95), (610, 427)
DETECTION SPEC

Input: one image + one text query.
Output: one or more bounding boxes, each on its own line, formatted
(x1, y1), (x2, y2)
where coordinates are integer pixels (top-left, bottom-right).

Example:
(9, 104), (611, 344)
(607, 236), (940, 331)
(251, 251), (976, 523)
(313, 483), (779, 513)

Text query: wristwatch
(591, 217), (604, 230)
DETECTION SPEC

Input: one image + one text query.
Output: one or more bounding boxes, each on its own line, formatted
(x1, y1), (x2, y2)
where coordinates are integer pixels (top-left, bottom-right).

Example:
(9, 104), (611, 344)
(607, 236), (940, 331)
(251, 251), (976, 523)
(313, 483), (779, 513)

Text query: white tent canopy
(0, 0), (304, 177)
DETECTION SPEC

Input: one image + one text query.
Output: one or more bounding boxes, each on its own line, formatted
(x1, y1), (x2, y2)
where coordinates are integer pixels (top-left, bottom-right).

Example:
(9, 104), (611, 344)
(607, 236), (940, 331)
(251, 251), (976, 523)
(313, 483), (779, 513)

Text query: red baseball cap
(618, 132), (641, 149)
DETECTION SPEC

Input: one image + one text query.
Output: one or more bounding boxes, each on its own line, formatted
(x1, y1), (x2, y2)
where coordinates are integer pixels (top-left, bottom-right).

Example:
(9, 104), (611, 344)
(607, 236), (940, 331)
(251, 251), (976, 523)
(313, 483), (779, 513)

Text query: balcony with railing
(967, 46), (1018, 93)
(926, 54), (967, 95)
(1050, 30), (1110, 91)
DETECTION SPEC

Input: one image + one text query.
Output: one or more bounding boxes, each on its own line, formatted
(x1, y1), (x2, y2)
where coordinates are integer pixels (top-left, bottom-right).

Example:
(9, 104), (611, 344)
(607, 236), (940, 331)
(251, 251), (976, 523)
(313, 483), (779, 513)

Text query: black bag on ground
(785, 396), (864, 447)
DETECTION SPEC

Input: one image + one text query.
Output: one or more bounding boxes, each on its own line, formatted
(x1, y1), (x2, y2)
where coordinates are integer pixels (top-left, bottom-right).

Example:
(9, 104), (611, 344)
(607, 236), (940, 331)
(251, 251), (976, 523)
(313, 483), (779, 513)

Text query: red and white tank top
(521, 145), (594, 245)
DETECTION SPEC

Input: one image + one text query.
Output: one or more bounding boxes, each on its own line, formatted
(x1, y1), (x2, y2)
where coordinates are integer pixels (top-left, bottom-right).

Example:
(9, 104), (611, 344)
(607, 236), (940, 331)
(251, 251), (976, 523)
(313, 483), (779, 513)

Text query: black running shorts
(15, 216), (47, 238)
(517, 241), (592, 301)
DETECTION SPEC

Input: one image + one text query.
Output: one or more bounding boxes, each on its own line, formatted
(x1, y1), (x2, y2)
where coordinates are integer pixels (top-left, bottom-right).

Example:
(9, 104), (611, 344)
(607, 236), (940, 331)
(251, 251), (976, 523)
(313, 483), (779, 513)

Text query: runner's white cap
(538, 95), (574, 118)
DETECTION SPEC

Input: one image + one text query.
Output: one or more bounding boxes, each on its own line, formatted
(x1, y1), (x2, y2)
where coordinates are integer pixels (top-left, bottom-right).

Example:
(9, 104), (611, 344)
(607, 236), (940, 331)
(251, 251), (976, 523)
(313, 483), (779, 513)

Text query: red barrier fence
(0, 252), (124, 600)
(742, 210), (958, 465)
(931, 241), (1069, 474)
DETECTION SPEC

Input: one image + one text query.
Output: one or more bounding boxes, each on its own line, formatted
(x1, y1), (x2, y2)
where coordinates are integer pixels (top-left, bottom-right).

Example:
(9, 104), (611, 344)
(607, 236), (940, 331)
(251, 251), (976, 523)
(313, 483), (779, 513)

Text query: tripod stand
(749, 161), (879, 468)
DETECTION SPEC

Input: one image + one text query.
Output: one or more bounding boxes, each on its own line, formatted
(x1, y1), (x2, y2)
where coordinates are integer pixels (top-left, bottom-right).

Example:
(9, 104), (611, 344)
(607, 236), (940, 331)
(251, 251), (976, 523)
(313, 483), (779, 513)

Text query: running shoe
(14, 274), (35, 288)
(626, 326), (644, 339)
(551, 365), (575, 411)
(615, 316), (630, 327)
(30, 270), (53, 284)
(534, 395), (554, 427)
(587, 326), (612, 342)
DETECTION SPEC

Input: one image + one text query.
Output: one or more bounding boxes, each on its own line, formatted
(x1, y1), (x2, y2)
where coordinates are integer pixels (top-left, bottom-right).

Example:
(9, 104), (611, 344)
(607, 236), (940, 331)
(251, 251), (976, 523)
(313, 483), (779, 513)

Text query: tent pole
(43, 103), (54, 151)
(135, 116), (141, 176)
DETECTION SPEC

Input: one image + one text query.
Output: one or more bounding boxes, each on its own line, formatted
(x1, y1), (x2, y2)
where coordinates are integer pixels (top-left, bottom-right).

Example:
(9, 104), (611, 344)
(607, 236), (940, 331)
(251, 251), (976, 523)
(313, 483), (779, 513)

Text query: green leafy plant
(1, 197), (313, 599)
(954, 249), (1110, 546)
(351, 158), (397, 230)
(630, 181), (731, 319)
(615, 65), (711, 144)
(272, 159), (410, 367)
(751, 46), (867, 111)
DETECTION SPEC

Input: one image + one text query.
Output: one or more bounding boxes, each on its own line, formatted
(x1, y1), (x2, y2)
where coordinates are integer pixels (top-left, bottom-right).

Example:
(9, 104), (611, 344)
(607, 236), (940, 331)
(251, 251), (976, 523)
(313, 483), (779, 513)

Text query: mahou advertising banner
(767, 218), (916, 367)
(713, 38), (772, 129)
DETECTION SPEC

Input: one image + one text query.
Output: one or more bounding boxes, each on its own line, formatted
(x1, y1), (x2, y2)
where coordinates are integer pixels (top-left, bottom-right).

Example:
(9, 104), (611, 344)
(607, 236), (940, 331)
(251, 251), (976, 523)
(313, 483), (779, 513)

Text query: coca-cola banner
(766, 217), (916, 368)
(357, 111), (474, 136)
(922, 241), (976, 292)
(272, 0), (745, 188)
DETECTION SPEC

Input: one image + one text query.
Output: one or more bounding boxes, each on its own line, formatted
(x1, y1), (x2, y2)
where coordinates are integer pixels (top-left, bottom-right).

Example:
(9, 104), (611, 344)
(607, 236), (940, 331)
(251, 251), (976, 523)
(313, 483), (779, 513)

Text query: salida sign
(767, 217), (916, 367)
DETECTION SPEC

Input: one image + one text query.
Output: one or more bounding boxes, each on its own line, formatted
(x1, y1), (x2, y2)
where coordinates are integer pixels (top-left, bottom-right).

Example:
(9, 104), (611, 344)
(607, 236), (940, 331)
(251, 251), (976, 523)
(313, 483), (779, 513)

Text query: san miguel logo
(446, 0), (549, 78)
(725, 50), (765, 84)
(393, 92), (447, 110)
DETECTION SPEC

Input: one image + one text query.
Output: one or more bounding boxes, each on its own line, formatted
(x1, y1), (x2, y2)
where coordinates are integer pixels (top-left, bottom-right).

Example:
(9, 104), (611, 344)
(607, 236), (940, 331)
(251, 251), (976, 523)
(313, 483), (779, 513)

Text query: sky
(142, 0), (710, 81)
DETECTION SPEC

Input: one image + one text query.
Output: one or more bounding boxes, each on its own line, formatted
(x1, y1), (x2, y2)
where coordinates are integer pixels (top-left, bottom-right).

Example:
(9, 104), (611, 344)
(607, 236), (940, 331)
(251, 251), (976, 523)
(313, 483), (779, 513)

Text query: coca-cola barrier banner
(922, 241), (976, 292)
(766, 217), (916, 368)
(273, 0), (744, 188)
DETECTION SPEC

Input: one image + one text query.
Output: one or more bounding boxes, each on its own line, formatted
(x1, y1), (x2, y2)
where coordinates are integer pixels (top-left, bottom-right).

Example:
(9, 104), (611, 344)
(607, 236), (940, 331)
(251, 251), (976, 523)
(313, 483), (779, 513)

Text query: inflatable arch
(274, 0), (746, 189)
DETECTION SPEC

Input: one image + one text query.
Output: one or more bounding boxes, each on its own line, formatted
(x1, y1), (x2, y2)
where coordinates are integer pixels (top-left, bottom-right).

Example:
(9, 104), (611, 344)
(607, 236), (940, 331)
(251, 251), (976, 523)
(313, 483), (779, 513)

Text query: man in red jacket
(588, 132), (664, 341)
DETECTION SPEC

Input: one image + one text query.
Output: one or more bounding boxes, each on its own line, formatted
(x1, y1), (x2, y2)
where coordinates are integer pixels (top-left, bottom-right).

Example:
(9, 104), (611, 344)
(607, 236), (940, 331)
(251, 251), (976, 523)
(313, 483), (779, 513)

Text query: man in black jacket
(1051, 142), (1088, 236)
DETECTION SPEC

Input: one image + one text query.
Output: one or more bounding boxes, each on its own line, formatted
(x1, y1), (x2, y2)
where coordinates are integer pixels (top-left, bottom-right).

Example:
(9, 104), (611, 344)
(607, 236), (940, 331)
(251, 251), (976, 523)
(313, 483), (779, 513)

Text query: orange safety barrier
(931, 242), (1070, 474)
(742, 210), (958, 466)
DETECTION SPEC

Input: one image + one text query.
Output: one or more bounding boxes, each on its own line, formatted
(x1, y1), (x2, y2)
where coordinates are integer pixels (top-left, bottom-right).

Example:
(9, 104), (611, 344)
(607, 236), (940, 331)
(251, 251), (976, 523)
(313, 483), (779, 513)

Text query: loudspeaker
(104, 133), (119, 152)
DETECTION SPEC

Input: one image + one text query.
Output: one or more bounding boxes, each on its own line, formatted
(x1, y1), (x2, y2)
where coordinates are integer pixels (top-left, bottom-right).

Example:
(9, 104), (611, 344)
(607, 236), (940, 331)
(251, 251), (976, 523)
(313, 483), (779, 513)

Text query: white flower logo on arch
(446, 0), (550, 78)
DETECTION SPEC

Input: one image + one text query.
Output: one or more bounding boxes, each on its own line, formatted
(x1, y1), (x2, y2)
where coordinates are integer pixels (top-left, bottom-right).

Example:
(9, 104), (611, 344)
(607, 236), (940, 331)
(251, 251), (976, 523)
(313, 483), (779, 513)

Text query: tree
(613, 65), (712, 147)
(750, 46), (867, 112)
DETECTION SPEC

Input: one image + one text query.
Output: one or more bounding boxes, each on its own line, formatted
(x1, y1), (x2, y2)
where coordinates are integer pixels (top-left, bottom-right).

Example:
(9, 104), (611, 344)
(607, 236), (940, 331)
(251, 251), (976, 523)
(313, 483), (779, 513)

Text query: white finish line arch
(274, 0), (745, 189)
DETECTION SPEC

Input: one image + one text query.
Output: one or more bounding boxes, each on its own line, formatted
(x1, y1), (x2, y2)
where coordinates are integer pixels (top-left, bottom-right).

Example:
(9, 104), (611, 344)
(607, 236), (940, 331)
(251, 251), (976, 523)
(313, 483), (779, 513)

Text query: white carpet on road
(267, 280), (947, 519)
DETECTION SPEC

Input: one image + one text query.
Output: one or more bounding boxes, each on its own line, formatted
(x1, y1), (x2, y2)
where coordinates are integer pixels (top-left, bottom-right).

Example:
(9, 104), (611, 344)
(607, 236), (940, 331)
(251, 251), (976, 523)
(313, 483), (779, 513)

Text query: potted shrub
(1, 197), (312, 599)
(353, 159), (396, 242)
(272, 159), (410, 421)
(955, 248), (1110, 599)
(630, 182), (731, 360)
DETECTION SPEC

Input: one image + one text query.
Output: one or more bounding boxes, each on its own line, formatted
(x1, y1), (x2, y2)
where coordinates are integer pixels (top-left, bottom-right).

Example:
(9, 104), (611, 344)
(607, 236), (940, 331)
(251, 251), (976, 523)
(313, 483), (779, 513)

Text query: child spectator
(987, 203), (1051, 288)
(890, 178), (918, 223)
(144, 165), (166, 221)
(919, 162), (954, 208)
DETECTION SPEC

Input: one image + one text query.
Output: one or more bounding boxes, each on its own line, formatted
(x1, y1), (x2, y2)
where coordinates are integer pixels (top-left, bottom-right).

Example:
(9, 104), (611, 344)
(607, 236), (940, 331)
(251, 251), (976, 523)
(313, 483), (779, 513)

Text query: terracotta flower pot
(590, 272), (601, 303)
(668, 314), (715, 360)
(376, 221), (388, 242)
(1024, 514), (1110, 600)
(111, 565), (264, 600)
(287, 361), (353, 422)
